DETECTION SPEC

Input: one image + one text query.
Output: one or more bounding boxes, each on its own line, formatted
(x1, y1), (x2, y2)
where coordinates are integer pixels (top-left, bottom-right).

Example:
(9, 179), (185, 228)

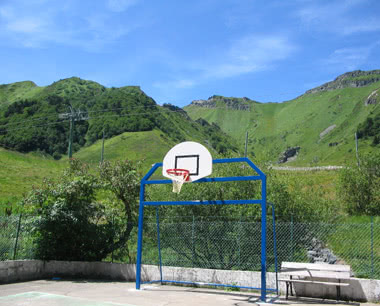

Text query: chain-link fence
(1, 215), (379, 279)
(0, 215), (37, 261)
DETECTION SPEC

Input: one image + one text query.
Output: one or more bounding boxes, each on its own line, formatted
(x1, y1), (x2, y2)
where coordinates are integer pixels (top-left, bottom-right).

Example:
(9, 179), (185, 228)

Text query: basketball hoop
(166, 169), (190, 194)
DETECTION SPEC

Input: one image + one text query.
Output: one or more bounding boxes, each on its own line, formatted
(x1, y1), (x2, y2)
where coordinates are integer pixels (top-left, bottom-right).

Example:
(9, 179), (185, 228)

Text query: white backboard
(162, 141), (212, 182)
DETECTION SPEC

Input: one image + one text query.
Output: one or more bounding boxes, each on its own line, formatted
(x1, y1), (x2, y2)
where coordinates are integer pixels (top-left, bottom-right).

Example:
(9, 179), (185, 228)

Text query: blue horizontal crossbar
(143, 175), (262, 185)
(141, 279), (277, 292)
(143, 199), (262, 206)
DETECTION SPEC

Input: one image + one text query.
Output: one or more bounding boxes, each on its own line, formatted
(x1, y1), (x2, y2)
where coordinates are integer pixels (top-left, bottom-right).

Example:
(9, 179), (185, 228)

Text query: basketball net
(166, 169), (190, 194)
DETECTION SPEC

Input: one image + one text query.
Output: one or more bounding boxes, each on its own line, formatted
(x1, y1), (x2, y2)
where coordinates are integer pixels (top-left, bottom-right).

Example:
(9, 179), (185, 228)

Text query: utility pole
(101, 129), (105, 164)
(244, 131), (248, 157)
(355, 132), (360, 168)
(68, 106), (74, 159)
(59, 105), (89, 159)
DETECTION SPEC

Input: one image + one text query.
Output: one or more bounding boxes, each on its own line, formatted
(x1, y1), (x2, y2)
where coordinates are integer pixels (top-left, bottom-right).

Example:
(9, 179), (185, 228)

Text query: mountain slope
(0, 81), (43, 108)
(0, 148), (65, 204)
(0, 77), (238, 159)
(0, 77), (240, 204)
(185, 70), (380, 165)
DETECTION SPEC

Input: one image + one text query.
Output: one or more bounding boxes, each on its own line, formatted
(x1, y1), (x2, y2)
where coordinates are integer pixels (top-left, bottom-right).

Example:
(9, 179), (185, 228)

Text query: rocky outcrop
(278, 146), (300, 163)
(365, 89), (379, 106)
(306, 70), (380, 94)
(307, 238), (338, 264)
(191, 99), (217, 108)
(320, 124), (336, 139)
(190, 95), (253, 111)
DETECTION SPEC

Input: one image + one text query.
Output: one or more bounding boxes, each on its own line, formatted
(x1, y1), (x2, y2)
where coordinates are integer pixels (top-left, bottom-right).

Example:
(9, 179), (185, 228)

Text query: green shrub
(338, 153), (380, 215)
(23, 159), (141, 261)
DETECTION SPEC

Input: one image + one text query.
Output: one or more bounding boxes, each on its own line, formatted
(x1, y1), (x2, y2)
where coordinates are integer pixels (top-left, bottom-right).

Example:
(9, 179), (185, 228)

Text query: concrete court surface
(0, 280), (374, 306)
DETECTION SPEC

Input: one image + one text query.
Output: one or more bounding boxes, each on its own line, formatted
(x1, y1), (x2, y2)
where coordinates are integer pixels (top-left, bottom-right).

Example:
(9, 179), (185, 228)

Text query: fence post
(13, 213), (22, 260)
(291, 215), (294, 261)
(371, 216), (374, 279)
(192, 215), (195, 266)
(238, 215), (242, 268)
(111, 214), (114, 263)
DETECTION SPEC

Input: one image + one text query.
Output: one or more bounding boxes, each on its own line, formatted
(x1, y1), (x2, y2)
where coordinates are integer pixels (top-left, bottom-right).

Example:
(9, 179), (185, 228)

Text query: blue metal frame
(135, 157), (272, 301)
(270, 202), (279, 295)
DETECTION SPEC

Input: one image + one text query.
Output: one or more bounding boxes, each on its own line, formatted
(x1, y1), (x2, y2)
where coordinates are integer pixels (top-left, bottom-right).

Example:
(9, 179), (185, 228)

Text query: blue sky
(0, 0), (379, 107)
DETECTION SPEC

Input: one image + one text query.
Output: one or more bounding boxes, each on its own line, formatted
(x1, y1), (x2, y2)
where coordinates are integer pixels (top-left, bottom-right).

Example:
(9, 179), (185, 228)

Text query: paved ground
(0, 280), (372, 306)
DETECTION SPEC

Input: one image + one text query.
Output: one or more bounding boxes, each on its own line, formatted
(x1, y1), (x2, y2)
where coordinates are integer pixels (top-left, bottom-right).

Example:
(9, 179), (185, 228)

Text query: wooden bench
(279, 262), (351, 301)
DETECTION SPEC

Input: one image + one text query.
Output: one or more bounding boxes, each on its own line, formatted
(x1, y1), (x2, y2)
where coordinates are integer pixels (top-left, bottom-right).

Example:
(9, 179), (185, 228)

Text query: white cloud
(154, 34), (296, 93)
(0, 0), (139, 50)
(295, 0), (380, 35)
(154, 79), (196, 90)
(6, 18), (45, 34)
(106, 0), (138, 12)
(341, 18), (380, 35)
(205, 35), (295, 79)
(324, 46), (374, 71)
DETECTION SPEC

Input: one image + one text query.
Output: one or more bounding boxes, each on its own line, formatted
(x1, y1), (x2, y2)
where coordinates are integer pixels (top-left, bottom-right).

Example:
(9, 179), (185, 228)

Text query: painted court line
(0, 292), (139, 306)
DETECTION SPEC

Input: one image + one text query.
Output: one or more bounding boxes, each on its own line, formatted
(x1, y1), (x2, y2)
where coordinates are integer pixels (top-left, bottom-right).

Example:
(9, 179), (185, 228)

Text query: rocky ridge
(190, 95), (254, 111)
(306, 70), (380, 94)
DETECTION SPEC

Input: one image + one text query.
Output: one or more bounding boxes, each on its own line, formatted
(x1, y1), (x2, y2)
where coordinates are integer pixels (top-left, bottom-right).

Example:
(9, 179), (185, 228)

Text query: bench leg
(290, 276), (294, 296)
(336, 280), (341, 301)
(286, 282), (289, 299)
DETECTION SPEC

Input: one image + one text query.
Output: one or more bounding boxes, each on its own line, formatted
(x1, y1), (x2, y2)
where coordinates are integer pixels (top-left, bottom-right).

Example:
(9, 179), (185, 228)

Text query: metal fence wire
(0, 215), (36, 261)
(1, 215), (379, 279)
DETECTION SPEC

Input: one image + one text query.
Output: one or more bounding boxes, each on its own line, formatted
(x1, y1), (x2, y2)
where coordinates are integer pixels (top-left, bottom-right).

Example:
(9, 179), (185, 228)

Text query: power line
(0, 106), (188, 132)
(0, 113), (63, 128)
(0, 119), (71, 132)
(0, 102), (257, 130)
(0, 101), (261, 133)
(0, 104), (161, 128)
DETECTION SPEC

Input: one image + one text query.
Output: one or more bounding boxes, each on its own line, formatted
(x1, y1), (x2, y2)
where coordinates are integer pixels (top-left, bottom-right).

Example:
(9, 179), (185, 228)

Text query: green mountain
(0, 77), (238, 159)
(0, 81), (43, 108)
(0, 77), (239, 204)
(185, 70), (380, 165)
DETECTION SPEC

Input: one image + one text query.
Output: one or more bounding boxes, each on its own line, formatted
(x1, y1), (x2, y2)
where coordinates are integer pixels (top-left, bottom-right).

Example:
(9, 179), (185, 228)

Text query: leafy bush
(357, 114), (380, 145)
(338, 153), (380, 215)
(24, 159), (141, 261)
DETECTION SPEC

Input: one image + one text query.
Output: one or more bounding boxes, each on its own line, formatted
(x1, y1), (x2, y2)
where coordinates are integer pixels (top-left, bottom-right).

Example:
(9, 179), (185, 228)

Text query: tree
(99, 160), (141, 261)
(25, 159), (141, 261)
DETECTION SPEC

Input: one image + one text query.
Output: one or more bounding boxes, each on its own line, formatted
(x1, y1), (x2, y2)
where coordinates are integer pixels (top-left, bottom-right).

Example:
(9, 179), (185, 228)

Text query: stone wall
(1, 260), (379, 302)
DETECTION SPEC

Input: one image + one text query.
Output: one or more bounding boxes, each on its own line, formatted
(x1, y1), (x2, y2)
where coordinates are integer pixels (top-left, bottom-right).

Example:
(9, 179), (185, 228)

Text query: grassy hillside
(0, 131), (170, 205)
(0, 81), (43, 108)
(185, 80), (380, 165)
(72, 130), (172, 170)
(0, 148), (66, 205)
(0, 125), (232, 205)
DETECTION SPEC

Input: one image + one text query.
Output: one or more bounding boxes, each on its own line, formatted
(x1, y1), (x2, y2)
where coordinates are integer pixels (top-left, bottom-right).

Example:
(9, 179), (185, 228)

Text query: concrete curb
(0, 260), (379, 302)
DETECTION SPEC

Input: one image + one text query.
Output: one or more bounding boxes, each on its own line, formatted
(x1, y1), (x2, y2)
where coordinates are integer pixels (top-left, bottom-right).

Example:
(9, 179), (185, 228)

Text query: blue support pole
(271, 202), (279, 295)
(260, 175), (267, 302)
(135, 183), (146, 290)
(156, 207), (163, 284)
